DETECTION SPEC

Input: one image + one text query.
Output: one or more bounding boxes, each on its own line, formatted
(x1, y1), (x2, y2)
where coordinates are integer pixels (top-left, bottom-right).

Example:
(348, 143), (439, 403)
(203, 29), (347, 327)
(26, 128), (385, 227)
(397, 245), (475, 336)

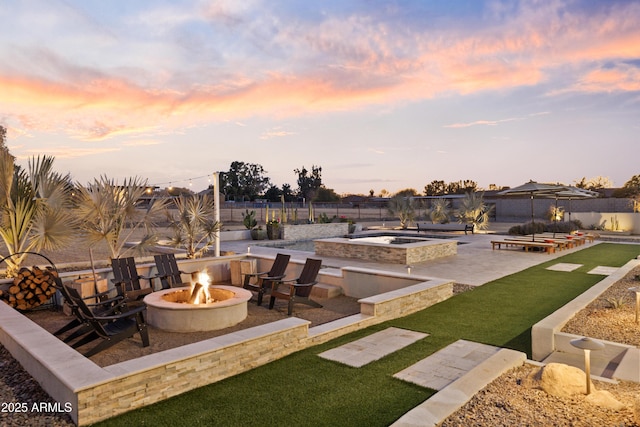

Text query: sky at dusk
(1, 0), (639, 195)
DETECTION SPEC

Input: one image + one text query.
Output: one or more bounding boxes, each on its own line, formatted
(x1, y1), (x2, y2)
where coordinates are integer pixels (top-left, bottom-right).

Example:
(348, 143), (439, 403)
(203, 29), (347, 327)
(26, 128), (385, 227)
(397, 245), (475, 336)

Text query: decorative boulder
(538, 363), (594, 398)
(585, 390), (626, 411)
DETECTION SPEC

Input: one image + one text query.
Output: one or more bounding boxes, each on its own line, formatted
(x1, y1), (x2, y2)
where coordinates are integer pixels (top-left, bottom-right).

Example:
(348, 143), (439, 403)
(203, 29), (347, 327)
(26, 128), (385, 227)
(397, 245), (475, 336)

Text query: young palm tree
(454, 191), (493, 230)
(0, 152), (77, 276)
(166, 194), (221, 258)
(75, 176), (167, 259)
(387, 195), (416, 229)
(428, 198), (451, 224)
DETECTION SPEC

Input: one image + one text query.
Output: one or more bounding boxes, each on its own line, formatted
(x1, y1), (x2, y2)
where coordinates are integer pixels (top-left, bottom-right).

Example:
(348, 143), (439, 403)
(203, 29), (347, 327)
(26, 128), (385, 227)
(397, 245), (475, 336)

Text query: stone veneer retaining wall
(0, 268), (453, 426)
(281, 222), (349, 241)
(314, 238), (457, 264)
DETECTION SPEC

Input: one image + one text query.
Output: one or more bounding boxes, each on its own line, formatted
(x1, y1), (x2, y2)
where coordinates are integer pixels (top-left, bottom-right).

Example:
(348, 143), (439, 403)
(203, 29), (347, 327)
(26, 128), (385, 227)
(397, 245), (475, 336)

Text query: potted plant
(243, 210), (266, 240)
(266, 211), (281, 240)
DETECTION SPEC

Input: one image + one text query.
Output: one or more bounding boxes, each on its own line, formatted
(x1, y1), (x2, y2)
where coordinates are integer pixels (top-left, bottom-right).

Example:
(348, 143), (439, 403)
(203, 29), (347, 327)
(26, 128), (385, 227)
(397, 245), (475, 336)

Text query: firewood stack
(0, 266), (58, 311)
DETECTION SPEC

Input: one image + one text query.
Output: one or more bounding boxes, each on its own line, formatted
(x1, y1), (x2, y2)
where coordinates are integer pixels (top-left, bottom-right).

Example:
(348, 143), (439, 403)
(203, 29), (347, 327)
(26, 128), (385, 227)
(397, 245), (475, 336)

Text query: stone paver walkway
(546, 263), (583, 272)
(588, 266), (619, 275)
(393, 340), (501, 390)
(318, 327), (428, 368)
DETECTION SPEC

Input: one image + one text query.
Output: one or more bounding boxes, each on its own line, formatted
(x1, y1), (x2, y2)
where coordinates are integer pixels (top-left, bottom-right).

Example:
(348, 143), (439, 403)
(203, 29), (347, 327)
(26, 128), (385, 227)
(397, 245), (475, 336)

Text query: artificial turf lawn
(95, 243), (640, 427)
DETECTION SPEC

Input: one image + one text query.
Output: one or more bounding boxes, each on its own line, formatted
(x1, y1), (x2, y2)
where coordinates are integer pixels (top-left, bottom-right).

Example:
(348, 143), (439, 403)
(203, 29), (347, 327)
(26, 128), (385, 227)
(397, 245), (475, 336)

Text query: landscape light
(570, 337), (605, 395)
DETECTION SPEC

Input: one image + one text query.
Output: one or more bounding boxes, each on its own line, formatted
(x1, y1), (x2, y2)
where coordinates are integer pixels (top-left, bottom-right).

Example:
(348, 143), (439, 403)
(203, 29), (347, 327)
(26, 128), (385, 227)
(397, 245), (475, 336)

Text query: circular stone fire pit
(143, 285), (252, 332)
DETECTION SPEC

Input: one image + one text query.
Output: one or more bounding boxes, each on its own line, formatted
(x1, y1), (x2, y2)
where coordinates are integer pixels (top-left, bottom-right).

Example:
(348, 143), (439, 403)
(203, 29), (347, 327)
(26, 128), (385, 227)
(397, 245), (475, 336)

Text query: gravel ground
(440, 265), (640, 427)
(2, 260), (640, 426)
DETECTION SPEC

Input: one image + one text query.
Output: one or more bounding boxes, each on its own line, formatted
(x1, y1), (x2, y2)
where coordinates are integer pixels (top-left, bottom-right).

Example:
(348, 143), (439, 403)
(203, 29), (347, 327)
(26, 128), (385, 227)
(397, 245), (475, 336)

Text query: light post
(629, 286), (640, 324)
(213, 172), (220, 257)
(570, 337), (605, 395)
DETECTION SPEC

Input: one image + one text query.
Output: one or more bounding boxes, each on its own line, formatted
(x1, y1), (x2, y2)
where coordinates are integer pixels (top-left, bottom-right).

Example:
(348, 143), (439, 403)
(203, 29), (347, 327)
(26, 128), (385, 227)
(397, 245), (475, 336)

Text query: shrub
(508, 221), (546, 236)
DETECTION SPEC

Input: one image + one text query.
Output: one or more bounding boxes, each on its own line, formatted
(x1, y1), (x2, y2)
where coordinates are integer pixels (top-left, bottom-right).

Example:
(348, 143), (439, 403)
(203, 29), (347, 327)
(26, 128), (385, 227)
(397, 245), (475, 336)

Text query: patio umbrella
(498, 180), (572, 241)
(541, 186), (599, 236)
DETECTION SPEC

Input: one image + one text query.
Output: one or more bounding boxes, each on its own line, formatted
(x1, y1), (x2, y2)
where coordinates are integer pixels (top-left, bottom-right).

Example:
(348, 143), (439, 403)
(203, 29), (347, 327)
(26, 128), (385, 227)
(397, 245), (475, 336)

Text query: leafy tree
(281, 183), (294, 202)
(447, 180), (478, 194)
(294, 165), (322, 200)
(0, 152), (77, 276)
(393, 188), (419, 198)
(263, 185), (282, 202)
(574, 176), (612, 191)
(613, 175), (640, 198)
(315, 187), (341, 202)
(424, 180), (446, 196)
(165, 194), (220, 258)
(387, 195), (415, 229)
(75, 176), (167, 259)
(220, 161), (270, 201)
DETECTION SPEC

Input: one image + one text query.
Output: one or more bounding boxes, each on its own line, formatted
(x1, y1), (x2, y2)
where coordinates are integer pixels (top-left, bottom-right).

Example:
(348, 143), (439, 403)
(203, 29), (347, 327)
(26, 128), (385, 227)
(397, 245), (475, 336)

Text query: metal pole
(213, 172), (220, 257)
(584, 349), (592, 395)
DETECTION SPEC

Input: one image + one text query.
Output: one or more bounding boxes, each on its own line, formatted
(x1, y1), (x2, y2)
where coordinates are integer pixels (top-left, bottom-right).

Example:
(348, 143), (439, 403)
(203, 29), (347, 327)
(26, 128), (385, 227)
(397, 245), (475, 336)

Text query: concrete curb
(391, 348), (526, 426)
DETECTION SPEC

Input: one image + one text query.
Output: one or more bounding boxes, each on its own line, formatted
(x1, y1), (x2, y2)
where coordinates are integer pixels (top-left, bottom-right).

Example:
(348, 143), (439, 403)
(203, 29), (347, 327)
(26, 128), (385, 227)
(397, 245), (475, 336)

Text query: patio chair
(154, 254), (196, 289)
(63, 284), (149, 357)
(268, 258), (323, 316)
(242, 253), (290, 306)
(111, 257), (154, 303)
(54, 277), (126, 345)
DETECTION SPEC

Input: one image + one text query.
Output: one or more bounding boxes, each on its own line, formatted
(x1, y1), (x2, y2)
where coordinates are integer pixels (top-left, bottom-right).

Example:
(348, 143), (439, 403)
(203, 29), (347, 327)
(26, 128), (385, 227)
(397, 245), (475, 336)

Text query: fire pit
(143, 272), (252, 332)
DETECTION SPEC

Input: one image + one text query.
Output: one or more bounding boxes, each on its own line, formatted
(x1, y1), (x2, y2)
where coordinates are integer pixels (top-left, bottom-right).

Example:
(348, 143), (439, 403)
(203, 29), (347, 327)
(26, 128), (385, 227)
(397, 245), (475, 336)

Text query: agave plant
(166, 194), (221, 258)
(454, 191), (493, 230)
(75, 176), (167, 259)
(387, 195), (416, 229)
(0, 152), (77, 276)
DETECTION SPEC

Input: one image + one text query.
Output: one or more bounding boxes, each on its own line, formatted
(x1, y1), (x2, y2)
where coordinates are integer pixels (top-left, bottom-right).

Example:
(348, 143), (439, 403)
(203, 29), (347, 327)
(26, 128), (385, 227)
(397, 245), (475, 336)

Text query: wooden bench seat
(491, 240), (555, 254)
(416, 222), (474, 234)
(504, 237), (571, 250)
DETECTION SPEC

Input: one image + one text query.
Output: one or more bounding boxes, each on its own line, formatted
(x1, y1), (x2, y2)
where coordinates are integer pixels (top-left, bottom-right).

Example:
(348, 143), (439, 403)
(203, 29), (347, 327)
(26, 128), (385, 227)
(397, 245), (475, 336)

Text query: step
(311, 283), (343, 298)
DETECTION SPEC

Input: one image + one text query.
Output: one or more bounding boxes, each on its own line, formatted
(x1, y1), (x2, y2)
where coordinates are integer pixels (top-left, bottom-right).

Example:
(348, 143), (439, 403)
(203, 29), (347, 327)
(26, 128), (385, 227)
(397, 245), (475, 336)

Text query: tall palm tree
(0, 152), (77, 276)
(166, 194), (221, 258)
(75, 176), (167, 259)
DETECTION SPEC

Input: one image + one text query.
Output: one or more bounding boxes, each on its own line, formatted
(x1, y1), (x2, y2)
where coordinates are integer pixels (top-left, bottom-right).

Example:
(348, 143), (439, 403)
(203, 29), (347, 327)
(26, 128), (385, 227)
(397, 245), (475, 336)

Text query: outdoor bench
(416, 222), (474, 234)
(491, 240), (556, 254)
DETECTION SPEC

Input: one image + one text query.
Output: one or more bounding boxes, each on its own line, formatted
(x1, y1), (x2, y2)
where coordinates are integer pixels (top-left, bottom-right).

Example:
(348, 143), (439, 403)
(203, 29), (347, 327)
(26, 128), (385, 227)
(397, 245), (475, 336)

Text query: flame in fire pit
(189, 271), (211, 304)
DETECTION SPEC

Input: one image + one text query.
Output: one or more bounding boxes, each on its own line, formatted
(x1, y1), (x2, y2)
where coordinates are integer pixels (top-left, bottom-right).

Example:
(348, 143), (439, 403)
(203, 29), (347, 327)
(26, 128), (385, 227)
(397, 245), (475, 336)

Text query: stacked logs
(0, 266), (58, 311)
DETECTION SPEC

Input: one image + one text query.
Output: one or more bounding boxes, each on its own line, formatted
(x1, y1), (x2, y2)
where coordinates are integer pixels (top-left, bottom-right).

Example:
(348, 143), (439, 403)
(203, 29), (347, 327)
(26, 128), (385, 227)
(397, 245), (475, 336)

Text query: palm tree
(0, 153), (77, 276)
(454, 192), (493, 230)
(428, 198), (451, 224)
(166, 194), (221, 258)
(75, 176), (167, 259)
(387, 195), (416, 229)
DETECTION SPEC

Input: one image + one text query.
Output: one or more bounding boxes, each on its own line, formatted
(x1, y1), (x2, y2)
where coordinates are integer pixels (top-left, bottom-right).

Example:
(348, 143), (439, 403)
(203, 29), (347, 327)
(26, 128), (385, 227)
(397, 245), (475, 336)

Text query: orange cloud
(1, 1), (639, 145)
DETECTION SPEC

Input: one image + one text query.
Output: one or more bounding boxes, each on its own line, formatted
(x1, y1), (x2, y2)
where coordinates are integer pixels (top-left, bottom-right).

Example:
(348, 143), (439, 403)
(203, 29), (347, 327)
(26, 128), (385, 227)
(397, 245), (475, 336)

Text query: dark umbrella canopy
(498, 180), (573, 240)
(539, 186), (599, 236)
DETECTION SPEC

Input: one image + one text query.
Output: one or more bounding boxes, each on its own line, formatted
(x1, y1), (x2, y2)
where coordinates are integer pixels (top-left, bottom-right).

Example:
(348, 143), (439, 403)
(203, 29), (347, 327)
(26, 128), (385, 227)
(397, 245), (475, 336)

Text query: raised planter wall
(571, 212), (640, 234)
(0, 266), (454, 425)
(281, 223), (349, 240)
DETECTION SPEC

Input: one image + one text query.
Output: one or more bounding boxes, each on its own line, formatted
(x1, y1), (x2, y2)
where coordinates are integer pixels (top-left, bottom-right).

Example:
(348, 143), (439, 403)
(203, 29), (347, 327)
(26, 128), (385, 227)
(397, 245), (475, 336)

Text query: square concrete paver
(393, 340), (500, 390)
(546, 263), (583, 272)
(318, 327), (428, 368)
(588, 266), (619, 276)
